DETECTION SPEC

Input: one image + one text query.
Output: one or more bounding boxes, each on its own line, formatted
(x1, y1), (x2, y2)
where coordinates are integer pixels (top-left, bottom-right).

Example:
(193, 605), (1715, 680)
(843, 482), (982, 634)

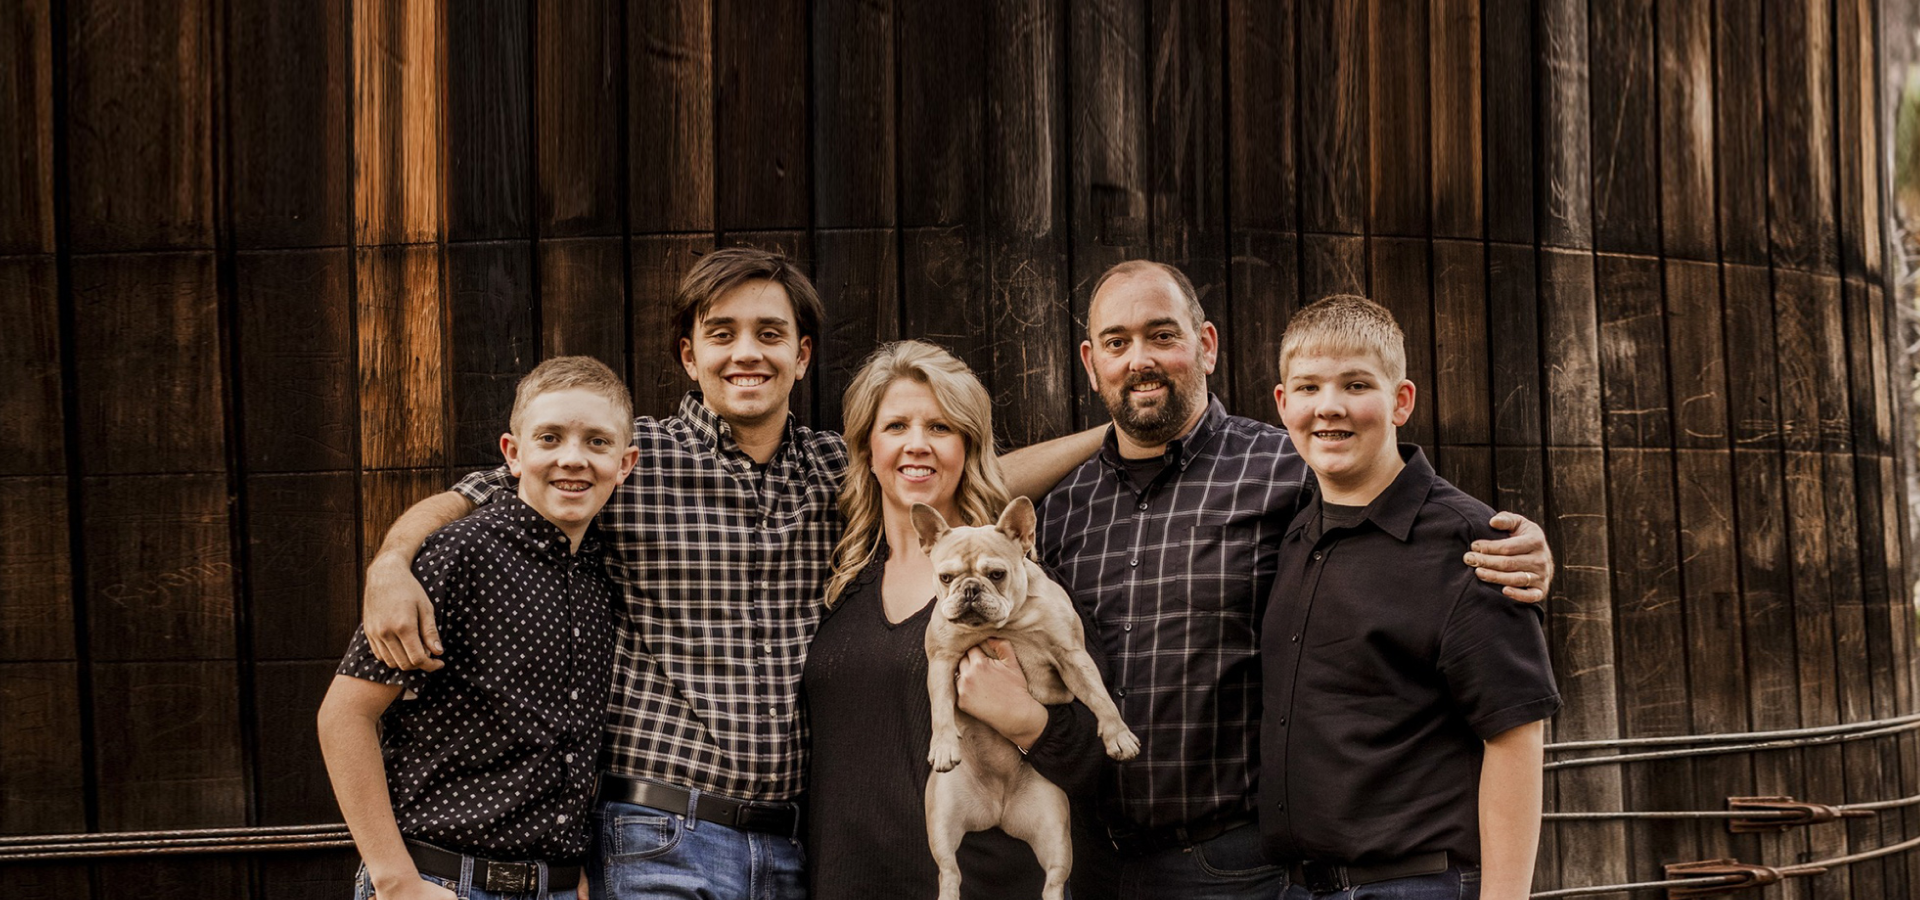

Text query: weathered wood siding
(0, 2), (1911, 897)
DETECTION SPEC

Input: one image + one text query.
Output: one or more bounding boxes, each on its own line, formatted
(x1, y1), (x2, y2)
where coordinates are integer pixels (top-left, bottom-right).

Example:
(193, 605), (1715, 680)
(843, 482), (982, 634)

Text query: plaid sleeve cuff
(452, 465), (514, 507)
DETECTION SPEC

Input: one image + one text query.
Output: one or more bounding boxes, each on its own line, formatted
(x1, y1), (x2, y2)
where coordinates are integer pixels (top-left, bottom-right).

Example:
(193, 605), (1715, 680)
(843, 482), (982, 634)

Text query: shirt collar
(679, 390), (796, 462)
(1293, 444), (1435, 544)
(1098, 394), (1229, 474)
(495, 494), (604, 560)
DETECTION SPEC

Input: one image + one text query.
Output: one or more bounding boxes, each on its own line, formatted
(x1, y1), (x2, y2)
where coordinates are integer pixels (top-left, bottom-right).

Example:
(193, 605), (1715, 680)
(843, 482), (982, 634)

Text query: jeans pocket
(1191, 838), (1281, 879)
(609, 813), (683, 861)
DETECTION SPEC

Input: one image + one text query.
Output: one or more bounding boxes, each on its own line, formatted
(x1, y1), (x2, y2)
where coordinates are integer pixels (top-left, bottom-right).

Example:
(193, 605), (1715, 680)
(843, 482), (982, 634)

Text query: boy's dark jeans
(1279, 863), (1480, 899)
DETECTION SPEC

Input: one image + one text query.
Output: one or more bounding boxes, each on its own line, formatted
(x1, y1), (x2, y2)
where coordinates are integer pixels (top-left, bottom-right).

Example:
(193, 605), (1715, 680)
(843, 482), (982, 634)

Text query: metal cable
(1545, 720), (1920, 770)
(1546, 712), (1920, 752)
(1543, 791), (1920, 821)
(1529, 874), (1744, 898)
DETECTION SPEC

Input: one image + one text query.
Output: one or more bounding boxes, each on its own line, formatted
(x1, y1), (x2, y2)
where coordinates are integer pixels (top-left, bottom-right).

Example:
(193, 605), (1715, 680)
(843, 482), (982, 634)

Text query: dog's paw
(929, 736), (963, 772)
(1102, 728), (1141, 761)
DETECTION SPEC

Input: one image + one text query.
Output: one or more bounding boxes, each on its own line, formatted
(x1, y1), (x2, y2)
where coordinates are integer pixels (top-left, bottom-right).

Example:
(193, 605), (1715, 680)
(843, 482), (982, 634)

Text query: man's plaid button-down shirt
(454, 392), (847, 801)
(1036, 397), (1307, 830)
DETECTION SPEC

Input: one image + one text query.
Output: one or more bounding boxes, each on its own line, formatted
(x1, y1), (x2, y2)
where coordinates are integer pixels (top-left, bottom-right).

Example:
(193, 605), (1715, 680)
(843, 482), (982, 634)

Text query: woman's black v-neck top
(802, 541), (1109, 900)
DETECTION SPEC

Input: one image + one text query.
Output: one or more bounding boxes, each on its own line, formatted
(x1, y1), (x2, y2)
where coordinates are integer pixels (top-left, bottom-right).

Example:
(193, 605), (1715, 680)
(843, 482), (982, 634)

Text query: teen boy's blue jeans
(589, 798), (805, 900)
(1278, 863), (1480, 899)
(353, 863), (581, 900)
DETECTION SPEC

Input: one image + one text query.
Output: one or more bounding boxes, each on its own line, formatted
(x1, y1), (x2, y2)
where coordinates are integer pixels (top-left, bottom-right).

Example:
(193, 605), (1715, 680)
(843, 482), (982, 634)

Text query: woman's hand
(956, 638), (1049, 750)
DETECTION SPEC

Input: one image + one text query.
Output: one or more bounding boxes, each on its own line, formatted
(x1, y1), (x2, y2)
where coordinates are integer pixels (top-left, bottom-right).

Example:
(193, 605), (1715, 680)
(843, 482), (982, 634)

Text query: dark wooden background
(1, 1), (1914, 897)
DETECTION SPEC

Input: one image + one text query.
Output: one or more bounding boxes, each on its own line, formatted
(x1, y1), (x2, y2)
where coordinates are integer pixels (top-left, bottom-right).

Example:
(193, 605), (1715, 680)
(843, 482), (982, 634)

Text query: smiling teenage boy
(1263, 295), (1561, 900)
(319, 357), (639, 900)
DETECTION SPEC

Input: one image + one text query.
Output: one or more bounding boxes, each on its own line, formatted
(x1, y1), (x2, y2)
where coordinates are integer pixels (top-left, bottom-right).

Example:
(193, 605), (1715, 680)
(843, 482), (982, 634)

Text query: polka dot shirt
(337, 496), (615, 861)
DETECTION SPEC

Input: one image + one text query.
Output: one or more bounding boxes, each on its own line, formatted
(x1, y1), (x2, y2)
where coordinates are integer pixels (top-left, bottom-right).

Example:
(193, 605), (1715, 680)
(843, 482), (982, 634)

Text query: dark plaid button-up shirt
(339, 497), (615, 860)
(1036, 397), (1307, 830)
(454, 392), (847, 801)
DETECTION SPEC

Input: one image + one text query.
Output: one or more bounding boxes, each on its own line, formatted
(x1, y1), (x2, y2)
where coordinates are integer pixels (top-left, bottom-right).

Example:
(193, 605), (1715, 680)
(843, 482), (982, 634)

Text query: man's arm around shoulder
(363, 491), (474, 671)
(1002, 426), (1105, 501)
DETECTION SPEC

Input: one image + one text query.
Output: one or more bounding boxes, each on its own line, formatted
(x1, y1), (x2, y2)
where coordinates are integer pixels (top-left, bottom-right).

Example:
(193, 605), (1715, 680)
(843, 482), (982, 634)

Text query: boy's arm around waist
(316, 674), (455, 900)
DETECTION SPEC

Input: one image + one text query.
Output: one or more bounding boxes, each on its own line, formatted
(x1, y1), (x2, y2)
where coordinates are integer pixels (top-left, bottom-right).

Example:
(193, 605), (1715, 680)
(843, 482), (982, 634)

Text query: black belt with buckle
(1288, 850), (1452, 892)
(1107, 814), (1256, 855)
(599, 774), (801, 837)
(404, 839), (582, 894)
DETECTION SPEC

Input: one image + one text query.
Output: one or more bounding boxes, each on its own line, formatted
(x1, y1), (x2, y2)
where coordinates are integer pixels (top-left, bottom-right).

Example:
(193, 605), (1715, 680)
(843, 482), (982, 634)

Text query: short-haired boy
(319, 356), (640, 899)
(1261, 295), (1561, 900)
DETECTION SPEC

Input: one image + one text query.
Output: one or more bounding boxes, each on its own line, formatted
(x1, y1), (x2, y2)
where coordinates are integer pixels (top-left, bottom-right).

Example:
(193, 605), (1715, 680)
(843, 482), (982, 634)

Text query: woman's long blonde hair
(824, 341), (1011, 607)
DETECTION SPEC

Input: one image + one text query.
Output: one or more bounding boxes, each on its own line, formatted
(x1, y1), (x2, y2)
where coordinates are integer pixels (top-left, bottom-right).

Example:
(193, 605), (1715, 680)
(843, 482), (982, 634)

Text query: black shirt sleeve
(1437, 572), (1561, 740)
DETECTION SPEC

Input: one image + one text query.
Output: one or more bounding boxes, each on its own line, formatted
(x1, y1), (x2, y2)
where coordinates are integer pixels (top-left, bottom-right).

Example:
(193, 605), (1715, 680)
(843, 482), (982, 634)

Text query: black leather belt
(1107, 814), (1256, 855)
(1288, 850), (1453, 892)
(405, 839), (581, 894)
(599, 774), (801, 837)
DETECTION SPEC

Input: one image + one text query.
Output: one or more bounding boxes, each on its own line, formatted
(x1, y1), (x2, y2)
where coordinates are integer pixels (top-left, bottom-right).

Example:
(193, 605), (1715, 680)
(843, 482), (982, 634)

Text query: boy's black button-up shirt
(1037, 397), (1309, 830)
(1259, 446), (1560, 865)
(338, 497), (616, 861)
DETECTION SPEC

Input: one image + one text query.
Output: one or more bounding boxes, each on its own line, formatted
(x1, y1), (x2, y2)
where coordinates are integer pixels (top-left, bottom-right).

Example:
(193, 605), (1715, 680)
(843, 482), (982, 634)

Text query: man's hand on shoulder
(363, 553), (444, 672)
(1464, 512), (1554, 604)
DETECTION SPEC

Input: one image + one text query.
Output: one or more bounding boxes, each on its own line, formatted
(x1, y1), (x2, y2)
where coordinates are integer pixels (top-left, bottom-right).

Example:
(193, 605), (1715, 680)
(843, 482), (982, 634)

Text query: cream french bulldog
(915, 496), (1140, 900)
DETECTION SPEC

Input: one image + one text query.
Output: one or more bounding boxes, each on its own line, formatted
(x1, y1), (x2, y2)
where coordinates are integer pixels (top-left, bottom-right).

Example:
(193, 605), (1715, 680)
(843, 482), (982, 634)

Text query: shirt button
(768, 707), (778, 717)
(572, 627), (580, 637)
(1275, 802), (1285, 811)
(1115, 688), (1127, 698)
(1312, 551), (1323, 561)
(1290, 634), (1299, 643)
(1136, 502), (1148, 511)
(1122, 622), (1133, 632)
(763, 642), (773, 653)
(565, 753), (575, 763)
(1278, 717), (1288, 727)
(557, 813), (569, 824)
(1128, 558), (1139, 568)
(570, 690), (579, 699)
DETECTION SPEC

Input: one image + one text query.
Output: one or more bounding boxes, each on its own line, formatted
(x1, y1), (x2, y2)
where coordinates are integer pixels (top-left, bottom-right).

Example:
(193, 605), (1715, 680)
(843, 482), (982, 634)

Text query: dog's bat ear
(996, 496), (1038, 554)
(911, 503), (950, 552)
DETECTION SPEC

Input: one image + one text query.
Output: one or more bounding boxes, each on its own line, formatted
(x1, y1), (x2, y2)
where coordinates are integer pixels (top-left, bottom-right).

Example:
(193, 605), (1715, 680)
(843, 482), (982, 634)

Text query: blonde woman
(802, 341), (1109, 900)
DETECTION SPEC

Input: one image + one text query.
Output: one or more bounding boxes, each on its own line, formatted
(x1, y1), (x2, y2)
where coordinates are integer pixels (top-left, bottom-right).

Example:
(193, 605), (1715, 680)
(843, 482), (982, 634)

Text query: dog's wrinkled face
(913, 498), (1039, 630)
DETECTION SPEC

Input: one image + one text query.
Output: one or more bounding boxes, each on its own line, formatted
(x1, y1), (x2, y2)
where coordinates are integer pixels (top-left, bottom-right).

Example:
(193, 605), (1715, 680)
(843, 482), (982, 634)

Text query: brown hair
(823, 341), (1011, 607)
(1278, 294), (1408, 383)
(509, 355), (635, 441)
(670, 247), (824, 360)
(1085, 260), (1207, 337)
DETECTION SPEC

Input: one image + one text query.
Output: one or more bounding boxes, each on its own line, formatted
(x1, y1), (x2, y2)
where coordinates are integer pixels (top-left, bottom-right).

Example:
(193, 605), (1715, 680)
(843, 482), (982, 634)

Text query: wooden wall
(0, 1), (1911, 897)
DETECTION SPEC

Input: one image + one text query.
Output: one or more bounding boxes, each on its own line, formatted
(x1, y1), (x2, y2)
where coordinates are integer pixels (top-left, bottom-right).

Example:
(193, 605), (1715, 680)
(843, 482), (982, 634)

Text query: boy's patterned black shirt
(338, 496), (615, 860)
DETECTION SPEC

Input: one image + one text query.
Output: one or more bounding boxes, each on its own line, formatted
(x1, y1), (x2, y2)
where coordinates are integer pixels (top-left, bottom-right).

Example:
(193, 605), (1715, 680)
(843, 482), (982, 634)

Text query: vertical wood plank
(356, 245), (447, 470)
(253, 660), (340, 824)
(92, 860), (243, 900)
(82, 475), (234, 662)
(1538, 0), (1593, 249)
(245, 473), (359, 661)
(1298, 0), (1364, 235)
(539, 236), (628, 372)
(898, 1), (982, 229)
(354, 0), (446, 246)
(903, 226), (988, 383)
(1368, 238), (1434, 447)
(0, 0), (54, 253)
(91, 662), (246, 828)
(1596, 254), (1669, 449)
(1833, 0), (1883, 279)
(1663, 260), (1728, 448)
(1429, 0), (1481, 239)
(629, 0), (714, 233)
(812, 229), (900, 435)
(1432, 240), (1488, 447)
(714, 0), (808, 230)
(1656, 0), (1716, 260)
(0, 664), (86, 833)
(0, 479), (73, 660)
(71, 253), (225, 475)
(1227, 230), (1297, 425)
(447, 241), (535, 467)
(1713, 0), (1768, 266)
(0, 257), (63, 475)
(445, 0), (531, 241)
(812, 0), (895, 229)
(1540, 248), (1602, 447)
(537, 0), (623, 237)
(1486, 243), (1540, 446)
(1764, 0), (1839, 274)
(1366, 0), (1430, 237)
(1588, 0), (1659, 255)
(1481, 0), (1533, 244)
(235, 249), (355, 473)
(985, 0), (1072, 447)
(65, 0), (214, 252)
(1299, 233), (1366, 301)
(229, 0), (351, 249)
(1147, 0), (1228, 349)
(359, 470), (449, 565)
(629, 234), (714, 419)
(1226, 0), (1295, 234)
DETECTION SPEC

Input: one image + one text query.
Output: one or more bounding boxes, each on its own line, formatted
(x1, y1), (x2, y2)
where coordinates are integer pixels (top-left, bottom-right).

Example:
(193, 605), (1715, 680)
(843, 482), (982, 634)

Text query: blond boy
(1260, 295), (1560, 900)
(318, 357), (638, 900)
